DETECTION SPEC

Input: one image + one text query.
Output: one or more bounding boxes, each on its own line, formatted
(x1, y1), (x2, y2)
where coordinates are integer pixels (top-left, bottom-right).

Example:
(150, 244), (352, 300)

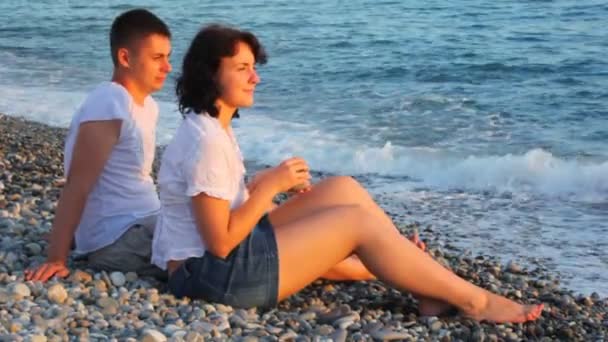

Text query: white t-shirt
(152, 112), (249, 270)
(64, 82), (161, 255)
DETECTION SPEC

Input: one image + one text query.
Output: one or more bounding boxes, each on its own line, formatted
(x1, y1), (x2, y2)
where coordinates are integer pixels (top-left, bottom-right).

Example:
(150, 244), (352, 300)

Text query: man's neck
(111, 72), (147, 106)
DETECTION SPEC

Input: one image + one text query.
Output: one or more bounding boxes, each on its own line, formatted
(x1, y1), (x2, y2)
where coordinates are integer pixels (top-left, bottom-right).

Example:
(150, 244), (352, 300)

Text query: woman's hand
(255, 157), (311, 194)
(246, 168), (272, 194)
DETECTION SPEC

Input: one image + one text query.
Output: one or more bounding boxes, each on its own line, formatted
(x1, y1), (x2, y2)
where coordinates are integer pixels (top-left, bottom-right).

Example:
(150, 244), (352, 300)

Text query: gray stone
(9, 283), (31, 300)
(184, 332), (204, 342)
(163, 324), (182, 336)
(96, 297), (119, 315)
(142, 329), (168, 342)
(229, 314), (249, 329)
(216, 304), (233, 314)
(330, 328), (348, 342)
(370, 328), (411, 341)
(25, 243), (42, 255)
(0, 289), (9, 304)
(30, 335), (48, 342)
(190, 321), (216, 333)
(278, 330), (298, 341)
(110, 271), (126, 287)
(317, 305), (351, 325)
(505, 260), (523, 274)
(430, 320), (443, 332)
(298, 311), (316, 321)
(125, 272), (138, 282)
(47, 284), (67, 304)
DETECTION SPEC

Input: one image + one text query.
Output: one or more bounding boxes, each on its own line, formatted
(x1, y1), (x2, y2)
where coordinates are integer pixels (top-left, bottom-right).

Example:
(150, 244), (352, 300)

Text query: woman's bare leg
(270, 176), (419, 278)
(270, 176), (394, 228)
(321, 255), (375, 281)
(273, 205), (543, 323)
(269, 176), (446, 314)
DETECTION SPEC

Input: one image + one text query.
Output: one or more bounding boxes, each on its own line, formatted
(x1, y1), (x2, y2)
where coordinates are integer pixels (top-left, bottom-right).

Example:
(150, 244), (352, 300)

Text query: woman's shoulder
(184, 112), (228, 141)
(168, 113), (228, 158)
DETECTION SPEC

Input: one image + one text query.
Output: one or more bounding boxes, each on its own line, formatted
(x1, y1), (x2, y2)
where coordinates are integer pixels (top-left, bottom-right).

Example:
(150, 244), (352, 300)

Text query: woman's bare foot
(408, 232), (456, 316)
(464, 291), (544, 323)
(417, 296), (456, 316)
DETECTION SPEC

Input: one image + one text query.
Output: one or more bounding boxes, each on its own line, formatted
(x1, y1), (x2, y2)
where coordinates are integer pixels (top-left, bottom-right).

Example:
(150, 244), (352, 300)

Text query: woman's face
(216, 41), (260, 110)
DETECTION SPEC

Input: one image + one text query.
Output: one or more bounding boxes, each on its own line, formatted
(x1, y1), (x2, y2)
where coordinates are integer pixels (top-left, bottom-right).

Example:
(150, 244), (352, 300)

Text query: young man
(25, 9), (172, 282)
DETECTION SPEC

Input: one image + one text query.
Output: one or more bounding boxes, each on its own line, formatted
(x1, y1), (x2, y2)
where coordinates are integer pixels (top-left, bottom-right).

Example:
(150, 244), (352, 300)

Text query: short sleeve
(182, 136), (234, 200)
(79, 83), (130, 123)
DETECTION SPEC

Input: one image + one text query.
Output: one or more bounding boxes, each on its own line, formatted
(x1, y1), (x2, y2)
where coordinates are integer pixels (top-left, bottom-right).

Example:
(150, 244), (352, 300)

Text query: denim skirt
(168, 214), (279, 308)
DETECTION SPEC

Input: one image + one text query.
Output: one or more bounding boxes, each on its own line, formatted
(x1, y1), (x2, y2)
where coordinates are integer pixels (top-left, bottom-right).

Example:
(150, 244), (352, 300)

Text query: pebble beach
(0, 113), (607, 341)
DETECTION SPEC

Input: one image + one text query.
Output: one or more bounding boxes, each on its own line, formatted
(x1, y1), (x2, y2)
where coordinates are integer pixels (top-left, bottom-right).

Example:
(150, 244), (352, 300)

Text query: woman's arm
(192, 181), (277, 258)
(192, 157), (310, 259)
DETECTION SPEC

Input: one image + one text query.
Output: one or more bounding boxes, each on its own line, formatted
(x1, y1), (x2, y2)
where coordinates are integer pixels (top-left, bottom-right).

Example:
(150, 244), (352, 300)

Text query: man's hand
(24, 261), (70, 282)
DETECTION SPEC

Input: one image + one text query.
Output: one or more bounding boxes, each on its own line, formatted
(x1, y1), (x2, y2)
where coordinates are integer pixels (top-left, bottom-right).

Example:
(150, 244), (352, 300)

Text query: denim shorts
(168, 214), (279, 308)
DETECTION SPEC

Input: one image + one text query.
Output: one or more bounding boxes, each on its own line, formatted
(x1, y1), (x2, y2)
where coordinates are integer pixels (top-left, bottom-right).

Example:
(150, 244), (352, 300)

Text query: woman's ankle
(459, 290), (489, 318)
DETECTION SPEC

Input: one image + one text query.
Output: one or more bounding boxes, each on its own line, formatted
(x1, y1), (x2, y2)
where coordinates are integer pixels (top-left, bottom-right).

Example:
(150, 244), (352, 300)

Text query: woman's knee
(326, 176), (368, 197)
(334, 204), (383, 236)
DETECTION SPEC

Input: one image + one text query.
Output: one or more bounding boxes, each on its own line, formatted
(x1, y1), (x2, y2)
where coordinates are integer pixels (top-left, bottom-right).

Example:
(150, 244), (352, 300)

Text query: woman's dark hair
(176, 24), (267, 118)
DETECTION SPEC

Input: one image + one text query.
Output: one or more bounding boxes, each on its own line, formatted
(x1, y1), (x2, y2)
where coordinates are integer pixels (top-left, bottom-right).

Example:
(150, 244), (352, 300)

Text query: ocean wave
(1, 81), (605, 202)
(235, 114), (607, 199)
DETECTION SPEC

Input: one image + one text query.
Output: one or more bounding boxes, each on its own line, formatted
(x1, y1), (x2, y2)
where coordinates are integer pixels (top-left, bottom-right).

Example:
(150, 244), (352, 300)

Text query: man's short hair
(110, 8), (171, 66)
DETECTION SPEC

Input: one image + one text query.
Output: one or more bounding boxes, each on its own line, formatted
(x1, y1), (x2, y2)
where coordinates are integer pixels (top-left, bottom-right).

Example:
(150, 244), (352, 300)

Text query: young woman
(152, 24), (544, 323)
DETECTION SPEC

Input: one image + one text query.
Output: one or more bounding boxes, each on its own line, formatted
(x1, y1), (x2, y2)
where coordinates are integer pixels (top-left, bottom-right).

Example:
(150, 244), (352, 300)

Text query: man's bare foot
(417, 296), (455, 316)
(464, 291), (544, 323)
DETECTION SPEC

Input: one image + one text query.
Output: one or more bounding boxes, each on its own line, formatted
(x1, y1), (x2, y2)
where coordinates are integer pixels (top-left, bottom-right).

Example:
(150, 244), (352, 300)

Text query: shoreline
(0, 113), (606, 340)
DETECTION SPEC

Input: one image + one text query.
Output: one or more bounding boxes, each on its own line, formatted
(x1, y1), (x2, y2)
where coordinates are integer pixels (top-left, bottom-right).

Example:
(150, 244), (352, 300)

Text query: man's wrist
(46, 255), (67, 264)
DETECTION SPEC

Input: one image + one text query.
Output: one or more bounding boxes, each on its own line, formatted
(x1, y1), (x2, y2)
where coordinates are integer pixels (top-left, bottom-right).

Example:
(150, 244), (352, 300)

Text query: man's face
(124, 34), (172, 94)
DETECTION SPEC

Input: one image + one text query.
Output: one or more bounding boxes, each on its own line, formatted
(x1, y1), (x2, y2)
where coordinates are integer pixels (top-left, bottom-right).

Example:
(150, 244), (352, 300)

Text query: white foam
(0, 85), (84, 127)
(0, 84), (180, 135)
(235, 112), (608, 199)
(1, 84), (606, 200)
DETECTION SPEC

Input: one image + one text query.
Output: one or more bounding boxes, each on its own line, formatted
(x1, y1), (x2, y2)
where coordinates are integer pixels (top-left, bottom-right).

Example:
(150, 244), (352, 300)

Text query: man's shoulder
(76, 82), (131, 121)
(84, 82), (131, 108)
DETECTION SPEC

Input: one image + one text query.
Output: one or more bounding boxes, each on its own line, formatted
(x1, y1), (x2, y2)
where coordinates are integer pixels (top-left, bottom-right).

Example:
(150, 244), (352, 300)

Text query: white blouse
(152, 112), (249, 270)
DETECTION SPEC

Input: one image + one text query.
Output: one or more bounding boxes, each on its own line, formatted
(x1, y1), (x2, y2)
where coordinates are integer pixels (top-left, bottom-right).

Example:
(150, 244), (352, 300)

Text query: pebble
(97, 297), (119, 315)
(370, 328), (412, 341)
(142, 329), (167, 342)
(70, 270), (93, 283)
(505, 260), (523, 274)
(25, 242), (42, 255)
(278, 330), (298, 341)
(0, 115), (606, 341)
(125, 272), (138, 282)
(47, 283), (68, 304)
(110, 271), (126, 287)
(9, 282), (31, 300)
(330, 328), (348, 342)
(30, 335), (47, 342)
(429, 320), (443, 332)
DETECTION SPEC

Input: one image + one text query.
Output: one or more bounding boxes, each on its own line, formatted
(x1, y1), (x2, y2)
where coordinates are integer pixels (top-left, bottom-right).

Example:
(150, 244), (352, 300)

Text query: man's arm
(25, 120), (121, 282)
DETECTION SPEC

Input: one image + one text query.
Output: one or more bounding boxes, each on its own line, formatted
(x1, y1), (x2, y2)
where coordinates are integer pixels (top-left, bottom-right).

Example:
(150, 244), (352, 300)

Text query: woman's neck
(215, 101), (236, 130)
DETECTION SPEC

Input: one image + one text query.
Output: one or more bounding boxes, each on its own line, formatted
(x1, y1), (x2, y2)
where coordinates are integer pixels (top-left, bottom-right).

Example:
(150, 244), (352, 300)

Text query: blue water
(1, 1), (607, 295)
